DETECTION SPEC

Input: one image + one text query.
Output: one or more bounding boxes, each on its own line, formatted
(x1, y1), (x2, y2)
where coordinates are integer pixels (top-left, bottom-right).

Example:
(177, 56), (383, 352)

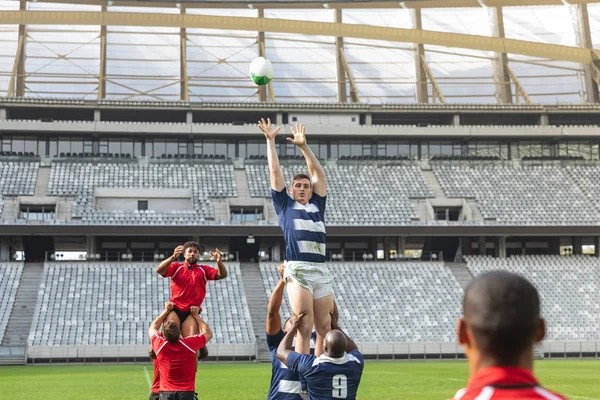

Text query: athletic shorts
(149, 392), (160, 400)
(284, 261), (334, 299)
(159, 391), (197, 400)
(173, 307), (191, 325)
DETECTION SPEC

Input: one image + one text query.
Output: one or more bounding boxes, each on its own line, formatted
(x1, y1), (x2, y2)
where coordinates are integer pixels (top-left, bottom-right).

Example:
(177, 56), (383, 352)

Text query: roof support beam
(334, 9), (347, 103)
(1, 10), (597, 65)
(180, 6), (189, 102)
(419, 54), (445, 103)
(338, 46), (360, 102)
(98, 4), (107, 99)
(257, 9), (275, 103)
(489, 7), (513, 104)
(411, 8), (428, 103)
(10, 0), (27, 97)
(576, 4), (599, 103)
(505, 64), (532, 104)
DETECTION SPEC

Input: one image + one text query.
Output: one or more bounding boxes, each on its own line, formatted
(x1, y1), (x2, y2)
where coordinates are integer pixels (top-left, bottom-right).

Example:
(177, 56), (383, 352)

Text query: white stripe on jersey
(298, 241), (326, 256)
(474, 386), (495, 400)
(534, 387), (563, 400)
(312, 352), (362, 367)
(171, 266), (184, 279)
(454, 388), (467, 400)
(293, 202), (320, 213)
(278, 380), (302, 394)
(293, 219), (326, 233)
(179, 338), (199, 354)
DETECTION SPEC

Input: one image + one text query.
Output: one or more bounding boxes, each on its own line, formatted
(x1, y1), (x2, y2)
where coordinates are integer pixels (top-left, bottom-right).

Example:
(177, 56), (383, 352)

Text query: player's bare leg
(313, 294), (334, 356)
(165, 310), (181, 327)
(181, 314), (209, 360)
(286, 281), (314, 354)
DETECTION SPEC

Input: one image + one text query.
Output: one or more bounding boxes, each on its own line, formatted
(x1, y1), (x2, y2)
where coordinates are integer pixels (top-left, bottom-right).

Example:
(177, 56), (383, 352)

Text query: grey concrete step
(446, 262), (473, 291)
(239, 262), (271, 361)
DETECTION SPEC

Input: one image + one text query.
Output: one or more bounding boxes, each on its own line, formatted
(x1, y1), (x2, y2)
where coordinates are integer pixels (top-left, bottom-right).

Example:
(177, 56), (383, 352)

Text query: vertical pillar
(186, 111), (193, 124)
(573, 237), (583, 255)
(397, 236), (406, 257)
(94, 110), (101, 121)
(15, 0), (27, 97)
(258, 9), (267, 103)
(180, 6), (189, 102)
(272, 242), (281, 262)
(0, 108), (7, 120)
(489, 7), (512, 104)
(86, 236), (96, 256)
(335, 9), (347, 103)
(453, 114), (461, 126)
(98, 5), (107, 99)
(479, 237), (486, 256)
(498, 237), (507, 258)
(577, 4), (599, 103)
(594, 237), (600, 257)
(411, 9), (428, 103)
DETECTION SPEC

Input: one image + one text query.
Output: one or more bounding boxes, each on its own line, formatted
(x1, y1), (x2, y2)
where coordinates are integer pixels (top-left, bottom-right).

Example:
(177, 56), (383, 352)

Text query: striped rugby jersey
(271, 188), (326, 264)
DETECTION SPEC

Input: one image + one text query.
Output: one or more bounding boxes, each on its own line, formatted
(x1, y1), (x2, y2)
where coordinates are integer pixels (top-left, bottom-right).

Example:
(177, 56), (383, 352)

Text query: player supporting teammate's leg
(259, 117), (333, 356)
(156, 242), (228, 360)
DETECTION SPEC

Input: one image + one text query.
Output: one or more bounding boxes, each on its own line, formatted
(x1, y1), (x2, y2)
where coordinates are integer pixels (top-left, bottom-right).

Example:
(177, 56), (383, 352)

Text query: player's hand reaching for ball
(210, 248), (222, 263)
(258, 118), (281, 141)
(190, 306), (200, 315)
(172, 245), (183, 259)
(288, 123), (307, 147)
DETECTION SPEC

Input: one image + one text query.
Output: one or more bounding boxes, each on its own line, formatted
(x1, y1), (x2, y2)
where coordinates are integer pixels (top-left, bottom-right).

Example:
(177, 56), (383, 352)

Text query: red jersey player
(149, 302), (213, 400)
(452, 271), (567, 400)
(156, 241), (227, 358)
(148, 347), (160, 400)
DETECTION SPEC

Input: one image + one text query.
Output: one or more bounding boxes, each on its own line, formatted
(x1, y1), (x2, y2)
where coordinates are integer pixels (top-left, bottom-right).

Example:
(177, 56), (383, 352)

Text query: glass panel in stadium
(26, 2), (100, 99)
(343, 9), (415, 103)
(503, 5), (584, 104)
(422, 7), (496, 104)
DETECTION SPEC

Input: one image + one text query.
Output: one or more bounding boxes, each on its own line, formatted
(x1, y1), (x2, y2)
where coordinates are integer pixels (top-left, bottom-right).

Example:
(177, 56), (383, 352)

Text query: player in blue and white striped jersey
(259, 118), (333, 357)
(276, 313), (364, 400)
(267, 264), (338, 400)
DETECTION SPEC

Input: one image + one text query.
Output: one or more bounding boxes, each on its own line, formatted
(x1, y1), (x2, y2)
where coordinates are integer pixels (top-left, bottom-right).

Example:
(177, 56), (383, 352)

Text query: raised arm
(288, 123), (326, 197)
(156, 245), (183, 276)
(191, 306), (213, 343)
(149, 302), (174, 337)
(210, 248), (228, 280)
(276, 313), (306, 366)
(266, 264), (286, 335)
(259, 118), (285, 192)
(330, 312), (358, 353)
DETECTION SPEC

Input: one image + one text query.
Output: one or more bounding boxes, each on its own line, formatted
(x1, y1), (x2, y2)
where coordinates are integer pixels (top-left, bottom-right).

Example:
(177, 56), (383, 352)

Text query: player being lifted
(156, 241), (228, 358)
(259, 118), (333, 356)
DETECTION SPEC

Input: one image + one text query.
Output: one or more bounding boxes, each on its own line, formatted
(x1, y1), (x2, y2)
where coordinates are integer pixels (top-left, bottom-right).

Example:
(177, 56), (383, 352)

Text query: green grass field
(0, 360), (598, 399)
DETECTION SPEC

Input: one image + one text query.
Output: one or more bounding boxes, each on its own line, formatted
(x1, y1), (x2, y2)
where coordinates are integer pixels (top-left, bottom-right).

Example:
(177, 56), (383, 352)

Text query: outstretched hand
(287, 123), (307, 147)
(172, 245), (183, 259)
(258, 118), (281, 141)
(210, 248), (222, 263)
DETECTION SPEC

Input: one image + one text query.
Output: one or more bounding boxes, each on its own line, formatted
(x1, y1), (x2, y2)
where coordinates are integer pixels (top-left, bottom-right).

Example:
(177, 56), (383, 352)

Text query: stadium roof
(1, 0), (600, 103)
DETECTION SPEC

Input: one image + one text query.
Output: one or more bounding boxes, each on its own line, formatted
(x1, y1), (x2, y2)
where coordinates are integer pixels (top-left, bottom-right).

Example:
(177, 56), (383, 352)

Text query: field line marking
(143, 366), (152, 389)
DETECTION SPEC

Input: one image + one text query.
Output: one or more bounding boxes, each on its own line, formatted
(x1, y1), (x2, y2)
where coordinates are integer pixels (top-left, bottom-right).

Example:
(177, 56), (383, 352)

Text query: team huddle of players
(147, 120), (567, 400)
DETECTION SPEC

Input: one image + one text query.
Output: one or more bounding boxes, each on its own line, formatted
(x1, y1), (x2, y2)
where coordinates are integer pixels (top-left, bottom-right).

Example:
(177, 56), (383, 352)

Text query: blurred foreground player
(148, 347), (160, 400)
(277, 314), (363, 400)
(453, 271), (566, 400)
(149, 302), (213, 400)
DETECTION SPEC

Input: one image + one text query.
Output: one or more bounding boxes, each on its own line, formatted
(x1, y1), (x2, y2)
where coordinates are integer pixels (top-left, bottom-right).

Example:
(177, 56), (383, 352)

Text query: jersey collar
(184, 261), (199, 270)
(468, 367), (539, 390)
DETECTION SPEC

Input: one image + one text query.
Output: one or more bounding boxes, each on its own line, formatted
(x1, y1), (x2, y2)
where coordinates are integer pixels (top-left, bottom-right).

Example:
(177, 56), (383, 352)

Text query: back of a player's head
(324, 330), (347, 358)
(460, 270), (544, 366)
(183, 241), (202, 254)
(162, 320), (181, 343)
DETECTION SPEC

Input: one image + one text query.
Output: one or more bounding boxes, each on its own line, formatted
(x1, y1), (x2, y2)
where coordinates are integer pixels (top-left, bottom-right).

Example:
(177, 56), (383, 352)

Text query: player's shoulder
(170, 261), (184, 268)
(452, 386), (568, 400)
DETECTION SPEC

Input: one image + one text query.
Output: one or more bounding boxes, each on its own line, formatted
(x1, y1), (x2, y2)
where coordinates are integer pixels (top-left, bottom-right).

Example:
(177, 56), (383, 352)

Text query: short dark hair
(162, 321), (181, 343)
(183, 241), (202, 253)
(463, 271), (541, 365)
(291, 174), (311, 185)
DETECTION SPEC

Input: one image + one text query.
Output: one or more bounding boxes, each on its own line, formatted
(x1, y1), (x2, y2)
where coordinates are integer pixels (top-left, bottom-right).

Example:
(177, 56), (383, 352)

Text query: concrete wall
(94, 188), (193, 212)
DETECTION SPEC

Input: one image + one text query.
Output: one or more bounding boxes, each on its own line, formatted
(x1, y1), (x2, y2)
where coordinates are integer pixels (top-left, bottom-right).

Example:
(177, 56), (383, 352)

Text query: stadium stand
(48, 160), (237, 224)
(246, 162), (432, 224)
(0, 263), (24, 342)
(28, 262), (254, 346)
(259, 262), (463, 342)
(432, 162), (599, 225)
(565, 165), (600, 213)
(0, 161), (39, 196)
(465, 255), (600, 341)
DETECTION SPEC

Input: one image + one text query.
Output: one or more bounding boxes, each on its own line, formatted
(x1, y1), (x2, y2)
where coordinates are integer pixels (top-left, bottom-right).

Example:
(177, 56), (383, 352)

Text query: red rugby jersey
(151, 333), (207, 392)
(453, 367), (567, 400)
(151, 358), (160, 393)
(164, 261), (218, 312)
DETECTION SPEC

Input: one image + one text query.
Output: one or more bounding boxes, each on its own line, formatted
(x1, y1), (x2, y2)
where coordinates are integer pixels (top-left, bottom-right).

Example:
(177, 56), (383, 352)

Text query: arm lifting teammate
(260, 118), (334, 356)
